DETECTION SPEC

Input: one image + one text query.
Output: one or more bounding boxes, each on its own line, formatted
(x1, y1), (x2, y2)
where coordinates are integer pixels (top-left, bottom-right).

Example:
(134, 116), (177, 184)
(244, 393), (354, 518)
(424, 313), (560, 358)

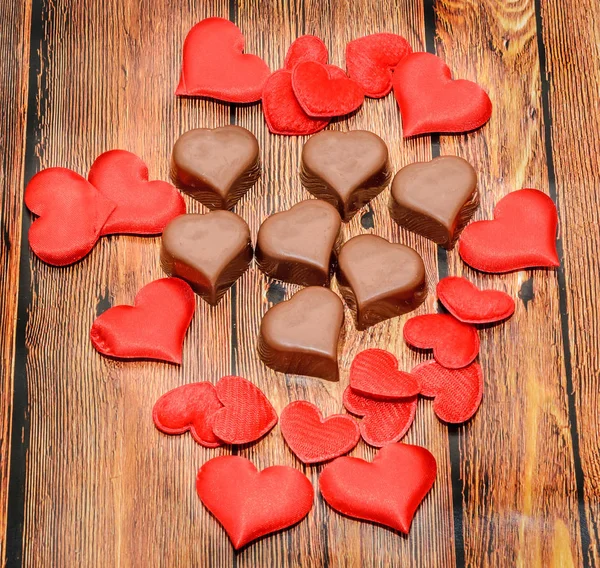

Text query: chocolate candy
(256, 200), (342, 286)
(389, 156), (478, 249)
(171, 125), (260, 210)
(300, 130), (392, 222)
(258, 287), (344, 381)
(336, 234), (427, 330)
(160, 211), (253, 305)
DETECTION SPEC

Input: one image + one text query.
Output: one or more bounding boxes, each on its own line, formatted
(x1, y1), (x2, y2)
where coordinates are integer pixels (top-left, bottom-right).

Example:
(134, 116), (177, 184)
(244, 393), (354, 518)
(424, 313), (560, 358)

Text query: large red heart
(403, 314), (479, 369)
(25, 167), (116, 266)
(412, 360), (483, 423)
(211, 376), (278, 445)
(197, 455), (314, 549)
(343, 386), (417, 447)
(90, 278), (195, 364)
(393, 52), (492, 137)
(152, 382), (223, 447)
(436, 276), (515, 324)
(88, 150), (185, 235)
(319, 443), (436, 533)
(350, 349), (420, 400)
(176, 18), (271, 102)
(280, 401), (360, 464)
(284, 35), (328, 70)
(458, 189), (559, 273)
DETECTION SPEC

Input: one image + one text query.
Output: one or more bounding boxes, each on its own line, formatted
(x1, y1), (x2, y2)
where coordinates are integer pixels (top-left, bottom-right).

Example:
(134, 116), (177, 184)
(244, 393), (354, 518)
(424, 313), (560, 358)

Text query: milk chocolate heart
(160, 211), (253, 305)
(171, 125), (260, 210)
(336, 234), (427, 330)
(389, 156), (479, 249)
(256, 199), (342, 286)
(258, 286), (344, 381)
(300, 130), (391, 221)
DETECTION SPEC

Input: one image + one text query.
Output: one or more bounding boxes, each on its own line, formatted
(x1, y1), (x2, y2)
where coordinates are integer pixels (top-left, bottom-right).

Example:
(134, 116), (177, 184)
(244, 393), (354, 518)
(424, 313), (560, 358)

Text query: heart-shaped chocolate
(258, 286), (344, 381)
(160, 211), (253, 305)
(336, 234), (427, 330)
(300, 130), (391, 221)
(171, 125), (260, 210)
(256, 199), (342, 286)
(389, 156), (479, 249)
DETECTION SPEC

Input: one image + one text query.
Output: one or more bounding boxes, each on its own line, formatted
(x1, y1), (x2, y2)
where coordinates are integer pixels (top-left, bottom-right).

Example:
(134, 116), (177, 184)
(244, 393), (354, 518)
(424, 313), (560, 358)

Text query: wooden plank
(435, 0), (583, 565)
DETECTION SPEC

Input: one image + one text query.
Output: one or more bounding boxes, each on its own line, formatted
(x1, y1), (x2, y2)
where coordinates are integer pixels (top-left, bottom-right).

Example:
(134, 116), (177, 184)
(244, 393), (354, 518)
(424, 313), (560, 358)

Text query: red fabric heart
(197, 455), (314, 549)
(393, 52), (492, 137)
(152, 382), (223, 447)
(458, 189), (559, 273)
(350, 349), (419, 400)
(319, 443), (436, 533)
(437, 276), (515, 324)
(292, 61), (364, 117)
(280, 401), (360, 464)
(412, 360), (483, 423)
(88, 150), (185, 235)
(90, 278), (195, 364)
(211, 376), (278, 445)
(284, 35), (328, 70)
(25, 167), (116, 266)
(403, 314), (479, 369)
(346, 33), (412, 98)
(343, 386), (417, 447)
(176, 17), (271, 102)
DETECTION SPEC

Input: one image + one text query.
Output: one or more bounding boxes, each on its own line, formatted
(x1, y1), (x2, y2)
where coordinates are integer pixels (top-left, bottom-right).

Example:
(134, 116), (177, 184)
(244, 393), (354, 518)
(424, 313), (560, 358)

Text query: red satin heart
(197, 455), (314, 549)
(393, 52), (492, 137)
(458, 189), (559, 273)
(152, 382), (223, 447)
(319, 443), (436, 533)
(88, 150), (185, 235)
(403, 314), (479, 369)
(176, 17), (271, 102)
(90, 278), (195, 364)
(292, 61), (364, 117)
(280, 401), (360, 464)
(350, 349), (420, 400)
(343, 386), (417, 447)
(211, 376), (278, 444)
(25, 167), (116, 266)
(437, 276), (515, 324)
(346, 33), (412, 98)
(412, 360), (483, 423)
(284, 35), (328, 70)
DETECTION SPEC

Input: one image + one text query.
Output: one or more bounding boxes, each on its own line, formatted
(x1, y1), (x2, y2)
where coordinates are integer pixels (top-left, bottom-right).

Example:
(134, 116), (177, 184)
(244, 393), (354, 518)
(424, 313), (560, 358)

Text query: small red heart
(403, 314), (479, 369)
(350, 349), (419, 400)
(211, 376), (278, 445)
(343, 386), (417, 447)
(319, 443), (436, 533)
(437, 276), (515, 324)
(458, 189), (559, 273)
(284, 35), (328, 70)
(176, 17), (271, 102)
(393, 52), (492, 137)
(25, 167), (116, 266)
(152, 382), (223, 447)
(280, 401), (360, 464)
(412, 360), (483, 423)
(346, 33), (412, 98)
(90, 278), (195, 364)
(88, 150), (185, 235)
(197, 455), (314, 549)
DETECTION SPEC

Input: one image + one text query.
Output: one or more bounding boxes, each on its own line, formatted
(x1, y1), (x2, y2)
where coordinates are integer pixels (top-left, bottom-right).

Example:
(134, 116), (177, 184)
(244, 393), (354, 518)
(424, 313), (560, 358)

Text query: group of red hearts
(23, 16), (562, 551)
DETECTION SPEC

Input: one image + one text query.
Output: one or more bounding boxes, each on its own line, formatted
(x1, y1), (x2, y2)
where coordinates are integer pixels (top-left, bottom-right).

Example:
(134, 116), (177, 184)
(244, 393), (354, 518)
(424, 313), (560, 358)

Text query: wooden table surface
(1, 0), (599, 566)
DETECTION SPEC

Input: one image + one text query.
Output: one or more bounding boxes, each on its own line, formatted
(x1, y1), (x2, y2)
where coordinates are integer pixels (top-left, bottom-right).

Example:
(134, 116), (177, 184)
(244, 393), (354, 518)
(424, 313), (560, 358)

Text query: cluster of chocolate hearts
(176, 18), (492, 137)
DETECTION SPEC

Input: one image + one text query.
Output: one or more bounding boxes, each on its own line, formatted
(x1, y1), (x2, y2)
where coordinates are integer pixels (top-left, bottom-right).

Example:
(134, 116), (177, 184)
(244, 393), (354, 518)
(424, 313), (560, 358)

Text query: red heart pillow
(319, 443), (436, 533)
(393, 52), (492, 137)
(176, 18), (270, 102)
(197, 455), (314, 549)
(458, 189), (559, 273)
(284, 35), (328, 70)
(90, 278), (195, 364)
